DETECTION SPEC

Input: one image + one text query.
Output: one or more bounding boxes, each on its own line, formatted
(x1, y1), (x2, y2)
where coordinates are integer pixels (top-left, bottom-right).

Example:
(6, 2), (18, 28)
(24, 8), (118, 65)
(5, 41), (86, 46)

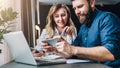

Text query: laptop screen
(3, 31), (37, 65)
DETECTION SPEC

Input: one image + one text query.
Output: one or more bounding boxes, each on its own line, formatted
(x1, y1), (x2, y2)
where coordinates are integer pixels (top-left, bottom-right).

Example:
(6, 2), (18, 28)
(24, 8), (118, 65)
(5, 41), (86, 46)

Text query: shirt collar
(85, 8), (98, 28)
(54, 27), (60, 35)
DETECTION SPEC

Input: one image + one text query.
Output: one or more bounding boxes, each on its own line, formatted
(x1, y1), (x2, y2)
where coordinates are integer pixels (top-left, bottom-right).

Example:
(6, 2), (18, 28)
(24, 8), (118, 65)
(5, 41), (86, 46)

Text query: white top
(35, 27), (77, 51)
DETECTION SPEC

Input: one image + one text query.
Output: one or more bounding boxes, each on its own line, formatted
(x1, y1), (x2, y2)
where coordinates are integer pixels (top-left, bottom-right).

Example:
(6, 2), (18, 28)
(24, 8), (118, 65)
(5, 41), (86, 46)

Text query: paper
(66, 59), (91, 64)
(41, 55), (62, 60)
(34, 55), (66, 62)
(34, 55), (62, 60)
(35, 56), (92, 64)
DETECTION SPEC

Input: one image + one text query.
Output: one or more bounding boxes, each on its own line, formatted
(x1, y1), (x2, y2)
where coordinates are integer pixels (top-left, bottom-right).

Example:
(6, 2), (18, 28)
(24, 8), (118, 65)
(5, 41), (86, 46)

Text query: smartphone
(42, 38), (58, 47)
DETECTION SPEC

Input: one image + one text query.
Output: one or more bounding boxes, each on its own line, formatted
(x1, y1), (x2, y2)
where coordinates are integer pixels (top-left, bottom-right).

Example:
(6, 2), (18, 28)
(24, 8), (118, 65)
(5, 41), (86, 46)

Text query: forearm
(71, 46), (115, 61)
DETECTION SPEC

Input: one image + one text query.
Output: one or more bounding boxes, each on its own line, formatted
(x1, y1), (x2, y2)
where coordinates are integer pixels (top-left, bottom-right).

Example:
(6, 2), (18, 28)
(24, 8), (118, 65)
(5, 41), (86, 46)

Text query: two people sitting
(32, 0), (120, 67)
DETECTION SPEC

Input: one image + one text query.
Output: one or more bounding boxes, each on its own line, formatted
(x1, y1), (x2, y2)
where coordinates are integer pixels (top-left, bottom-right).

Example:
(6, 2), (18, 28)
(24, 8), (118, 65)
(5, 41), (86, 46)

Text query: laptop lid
(3, 31), (37, 65)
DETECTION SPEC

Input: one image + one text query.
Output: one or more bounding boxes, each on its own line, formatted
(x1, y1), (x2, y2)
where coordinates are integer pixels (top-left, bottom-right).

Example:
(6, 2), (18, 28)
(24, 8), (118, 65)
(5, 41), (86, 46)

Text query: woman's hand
(62, 26), (75, 36)
(41, 42), (57, 53)
(32, 50), (44, 57)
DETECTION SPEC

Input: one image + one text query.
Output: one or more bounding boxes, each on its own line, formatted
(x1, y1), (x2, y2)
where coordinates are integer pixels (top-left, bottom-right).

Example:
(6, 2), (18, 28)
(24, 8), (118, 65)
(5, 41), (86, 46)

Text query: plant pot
(0, 40), (13, 66)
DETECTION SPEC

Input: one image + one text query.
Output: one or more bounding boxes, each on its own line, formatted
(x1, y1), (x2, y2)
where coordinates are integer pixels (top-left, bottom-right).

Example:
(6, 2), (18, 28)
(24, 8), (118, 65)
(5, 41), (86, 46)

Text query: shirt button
(85, 37), (87, 41)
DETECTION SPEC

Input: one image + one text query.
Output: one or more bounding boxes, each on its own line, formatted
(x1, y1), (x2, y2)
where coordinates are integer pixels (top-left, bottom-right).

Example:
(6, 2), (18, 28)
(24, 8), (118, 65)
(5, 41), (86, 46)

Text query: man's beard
(78, 6), (93, 24)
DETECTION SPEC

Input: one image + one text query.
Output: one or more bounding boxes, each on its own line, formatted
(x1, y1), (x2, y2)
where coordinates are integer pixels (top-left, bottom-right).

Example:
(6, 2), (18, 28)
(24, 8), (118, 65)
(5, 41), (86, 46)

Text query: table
(0, 61), (111, 68)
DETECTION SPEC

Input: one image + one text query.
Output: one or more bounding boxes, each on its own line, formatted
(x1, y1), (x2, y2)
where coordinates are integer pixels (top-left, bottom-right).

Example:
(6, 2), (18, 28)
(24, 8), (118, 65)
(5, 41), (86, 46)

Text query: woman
(32, 3), (77, 57)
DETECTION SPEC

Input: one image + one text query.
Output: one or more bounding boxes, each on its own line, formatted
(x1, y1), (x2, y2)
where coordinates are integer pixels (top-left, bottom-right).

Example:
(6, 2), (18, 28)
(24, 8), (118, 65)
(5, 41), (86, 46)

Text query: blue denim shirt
(72, 9), (120, 67)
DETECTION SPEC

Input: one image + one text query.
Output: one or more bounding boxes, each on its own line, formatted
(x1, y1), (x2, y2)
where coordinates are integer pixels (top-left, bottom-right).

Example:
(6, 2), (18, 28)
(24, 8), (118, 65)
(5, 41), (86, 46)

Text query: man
(43, 0), (120, 67)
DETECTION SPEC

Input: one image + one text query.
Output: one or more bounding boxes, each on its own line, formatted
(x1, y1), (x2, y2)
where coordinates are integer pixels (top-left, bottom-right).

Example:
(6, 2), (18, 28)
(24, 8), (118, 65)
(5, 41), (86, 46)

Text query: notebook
(3, 31), (66, 66)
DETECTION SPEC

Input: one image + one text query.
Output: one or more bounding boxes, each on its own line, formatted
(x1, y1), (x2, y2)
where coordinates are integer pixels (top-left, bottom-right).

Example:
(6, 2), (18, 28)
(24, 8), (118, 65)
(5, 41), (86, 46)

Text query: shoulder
(95, 10), (120, 25)
(41, 29), (47, 33)
(40, 29), (50, 39)
(96, 11), (120, 31)
(41, 29), (47, 36)
(96, 10), (119, 21)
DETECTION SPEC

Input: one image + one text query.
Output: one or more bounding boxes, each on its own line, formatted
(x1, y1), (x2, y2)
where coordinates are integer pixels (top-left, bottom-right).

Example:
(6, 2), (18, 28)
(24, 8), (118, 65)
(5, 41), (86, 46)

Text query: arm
(55, 39), (114, 61)
(71, 46), (114, 61)
(34, 29), (47, 50)
(32, 29), (48, 57)
(72, 13), (120, 61)
(65, 26), (77, 44)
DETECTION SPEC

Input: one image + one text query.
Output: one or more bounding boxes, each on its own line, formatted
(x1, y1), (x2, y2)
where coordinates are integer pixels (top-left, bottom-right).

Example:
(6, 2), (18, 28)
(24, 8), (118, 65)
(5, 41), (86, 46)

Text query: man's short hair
(71, 0), (90, 3)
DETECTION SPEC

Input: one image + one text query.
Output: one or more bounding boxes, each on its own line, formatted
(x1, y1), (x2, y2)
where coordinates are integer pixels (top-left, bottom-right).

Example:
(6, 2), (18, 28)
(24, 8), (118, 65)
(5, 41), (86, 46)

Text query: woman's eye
(61, 14), (66, 17)
(54, 15), (59, 18)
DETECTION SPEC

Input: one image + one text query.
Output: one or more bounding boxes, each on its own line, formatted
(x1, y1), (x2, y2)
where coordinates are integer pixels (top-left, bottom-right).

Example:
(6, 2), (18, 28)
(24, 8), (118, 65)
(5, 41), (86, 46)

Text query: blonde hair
(45, 3), (75, 38)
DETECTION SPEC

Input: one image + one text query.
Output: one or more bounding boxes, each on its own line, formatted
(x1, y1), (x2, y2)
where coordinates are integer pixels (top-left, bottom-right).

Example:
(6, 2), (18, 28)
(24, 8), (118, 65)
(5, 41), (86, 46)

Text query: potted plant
(0, 7), (17, 53)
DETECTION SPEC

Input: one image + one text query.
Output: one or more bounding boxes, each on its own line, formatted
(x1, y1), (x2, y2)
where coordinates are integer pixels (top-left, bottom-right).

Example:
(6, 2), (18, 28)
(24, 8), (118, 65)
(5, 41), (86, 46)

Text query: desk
(0, 61), (111, 68)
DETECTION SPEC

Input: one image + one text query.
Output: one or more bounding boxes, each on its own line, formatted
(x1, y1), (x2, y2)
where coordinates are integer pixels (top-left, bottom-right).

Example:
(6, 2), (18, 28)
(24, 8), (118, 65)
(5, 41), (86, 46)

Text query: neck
(57, 26), (64, 34)
(92, 7), (95, 11)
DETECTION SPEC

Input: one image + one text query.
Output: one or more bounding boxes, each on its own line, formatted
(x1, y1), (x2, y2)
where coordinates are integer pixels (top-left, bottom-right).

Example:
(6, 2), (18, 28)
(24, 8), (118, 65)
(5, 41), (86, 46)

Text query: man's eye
(73, 5), (83, 10)
(73, 7), (76, 10)
(78, 5), (83, 8)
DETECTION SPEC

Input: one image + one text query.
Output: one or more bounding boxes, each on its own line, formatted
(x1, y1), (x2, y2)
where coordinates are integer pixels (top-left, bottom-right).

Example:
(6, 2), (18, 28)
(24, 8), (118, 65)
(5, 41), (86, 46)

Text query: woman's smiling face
(53, 8), (68, 28)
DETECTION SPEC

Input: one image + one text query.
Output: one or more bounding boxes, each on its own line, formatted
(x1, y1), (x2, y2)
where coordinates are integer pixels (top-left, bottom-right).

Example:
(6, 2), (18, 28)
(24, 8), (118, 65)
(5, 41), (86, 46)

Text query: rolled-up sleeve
(100, 13), (120, 58)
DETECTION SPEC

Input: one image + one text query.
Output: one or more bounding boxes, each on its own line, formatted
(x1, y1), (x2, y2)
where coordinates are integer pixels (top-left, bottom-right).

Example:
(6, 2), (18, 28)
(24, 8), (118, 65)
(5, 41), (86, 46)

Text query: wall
(0, 0), (22, 31)
(39, 3), (120, 34)
(96, 3), (120, 18)
(0, 0), (22, 66)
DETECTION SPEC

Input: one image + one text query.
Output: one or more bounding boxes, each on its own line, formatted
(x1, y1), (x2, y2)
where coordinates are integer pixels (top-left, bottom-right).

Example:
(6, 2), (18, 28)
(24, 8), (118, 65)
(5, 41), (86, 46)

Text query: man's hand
(55, 36), (74, 58)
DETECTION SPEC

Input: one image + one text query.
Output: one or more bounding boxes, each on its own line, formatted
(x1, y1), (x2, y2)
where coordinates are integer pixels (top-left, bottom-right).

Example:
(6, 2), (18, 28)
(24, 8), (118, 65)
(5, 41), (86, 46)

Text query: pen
(61, 28), (66, 37)
(61, 29), (66, 40)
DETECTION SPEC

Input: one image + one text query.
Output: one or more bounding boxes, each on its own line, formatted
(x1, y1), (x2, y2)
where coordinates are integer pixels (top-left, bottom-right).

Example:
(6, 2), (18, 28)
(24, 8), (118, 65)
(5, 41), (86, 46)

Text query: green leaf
(0, 7), (18, 41)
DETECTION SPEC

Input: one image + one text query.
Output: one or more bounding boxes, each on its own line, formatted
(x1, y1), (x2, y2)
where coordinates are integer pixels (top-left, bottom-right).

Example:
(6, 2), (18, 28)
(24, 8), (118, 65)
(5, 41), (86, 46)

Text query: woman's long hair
(45, 3), (74, 38)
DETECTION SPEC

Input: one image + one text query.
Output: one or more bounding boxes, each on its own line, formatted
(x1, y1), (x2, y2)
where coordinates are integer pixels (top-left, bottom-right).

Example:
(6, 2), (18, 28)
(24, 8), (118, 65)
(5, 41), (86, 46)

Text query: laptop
(3, 31), (66, 65)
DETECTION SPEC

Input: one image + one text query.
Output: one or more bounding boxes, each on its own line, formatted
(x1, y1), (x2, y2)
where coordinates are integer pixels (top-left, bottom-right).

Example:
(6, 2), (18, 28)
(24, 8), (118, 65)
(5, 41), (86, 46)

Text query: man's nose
(75, 8), (80, 15)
